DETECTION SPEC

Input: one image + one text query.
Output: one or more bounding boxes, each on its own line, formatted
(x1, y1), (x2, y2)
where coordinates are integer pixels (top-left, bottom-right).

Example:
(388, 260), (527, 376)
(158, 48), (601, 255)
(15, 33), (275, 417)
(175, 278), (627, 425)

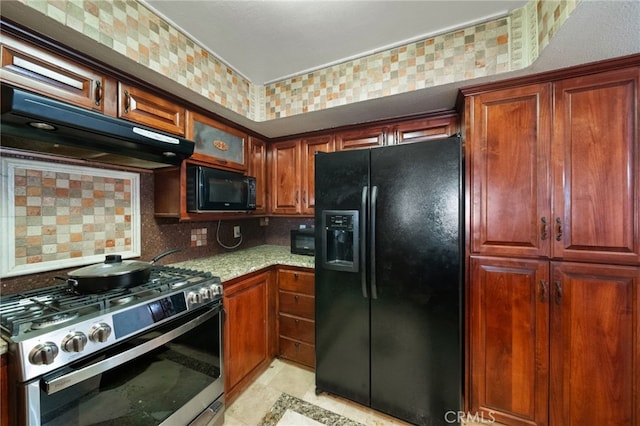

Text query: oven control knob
(29, 342), (59, 365)
(187, 291), (203, 305)
(89, 323), (112, 343)
(212, 284), (223, 296)
(61, 332), (88, 353)
(199, 287), (214, 300)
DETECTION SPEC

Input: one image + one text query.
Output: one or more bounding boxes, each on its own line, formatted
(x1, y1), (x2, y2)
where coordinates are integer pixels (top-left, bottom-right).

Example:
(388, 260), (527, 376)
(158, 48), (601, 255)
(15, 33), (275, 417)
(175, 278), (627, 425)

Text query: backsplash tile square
(1, 157), (141, 277)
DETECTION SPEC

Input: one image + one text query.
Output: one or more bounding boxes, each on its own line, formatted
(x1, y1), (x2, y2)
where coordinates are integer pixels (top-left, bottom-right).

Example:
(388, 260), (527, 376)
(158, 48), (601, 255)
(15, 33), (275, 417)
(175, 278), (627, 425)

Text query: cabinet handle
(124, 90), (131, 113)
(294, 273), (299, 280)
(555, 217), (563, 241)
(295, 190), (299, 205)
(94, 81), (103, 106)
(554, 281), (562, 305)
(540, 279), (547, 303)
(295, 319), (299, 325)
(294, 295), (299, 302)
(302, 191), (306, 204)
(541, 217), (548, 241)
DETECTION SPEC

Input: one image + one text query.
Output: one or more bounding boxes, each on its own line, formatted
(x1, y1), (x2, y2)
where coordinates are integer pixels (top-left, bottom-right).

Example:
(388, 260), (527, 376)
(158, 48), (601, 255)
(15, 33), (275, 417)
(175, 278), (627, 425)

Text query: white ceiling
(142, 0), (529, 85)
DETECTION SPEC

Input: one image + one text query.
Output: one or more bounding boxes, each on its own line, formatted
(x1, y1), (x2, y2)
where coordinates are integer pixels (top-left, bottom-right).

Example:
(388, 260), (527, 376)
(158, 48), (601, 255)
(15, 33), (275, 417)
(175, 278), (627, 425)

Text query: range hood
(1, 86), (195, 169)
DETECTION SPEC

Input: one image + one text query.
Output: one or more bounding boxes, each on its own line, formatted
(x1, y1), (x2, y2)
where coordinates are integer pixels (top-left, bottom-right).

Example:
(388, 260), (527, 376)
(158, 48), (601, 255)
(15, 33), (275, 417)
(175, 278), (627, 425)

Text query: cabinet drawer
(279, 314), (314, 344)
(279, 292), (314, 319)
(278, 270), (314, 295)
(279, 337), (315, 368)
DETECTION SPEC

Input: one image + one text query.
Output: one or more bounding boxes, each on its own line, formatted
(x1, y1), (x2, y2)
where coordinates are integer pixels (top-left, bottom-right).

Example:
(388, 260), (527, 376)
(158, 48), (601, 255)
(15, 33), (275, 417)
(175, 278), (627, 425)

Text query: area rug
(258, 393), (365, 426)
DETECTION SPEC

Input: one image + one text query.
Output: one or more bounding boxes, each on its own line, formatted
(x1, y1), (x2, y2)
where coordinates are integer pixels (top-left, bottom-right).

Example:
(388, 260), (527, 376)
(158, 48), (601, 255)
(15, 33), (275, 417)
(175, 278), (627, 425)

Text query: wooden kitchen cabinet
(551, 68), (640, 265)
(469, 69), (640, 264)
(0, 32), (115, 114)
(468, 83), (552, 259)
(187, 111), (248, 172)
(335, 125), (388, 150)
(118, 83), (185, 136)
(466, 63), (640, 426)
(392, 114), (458, 144)
(248, 136), (268, 214)
(269, 135), (334, 215)
(277, 268), (315, 368)
(470, 257), (640, 426)
(549, 262), (639, 426)
(469, 256), (549, 426)
(223, 270), (274, 404)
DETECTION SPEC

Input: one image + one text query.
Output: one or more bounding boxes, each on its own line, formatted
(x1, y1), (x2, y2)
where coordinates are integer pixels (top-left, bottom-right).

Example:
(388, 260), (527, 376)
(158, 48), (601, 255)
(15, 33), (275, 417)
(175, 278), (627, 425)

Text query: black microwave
(291, 228), (315, 256)
(186, 164), (256, 212)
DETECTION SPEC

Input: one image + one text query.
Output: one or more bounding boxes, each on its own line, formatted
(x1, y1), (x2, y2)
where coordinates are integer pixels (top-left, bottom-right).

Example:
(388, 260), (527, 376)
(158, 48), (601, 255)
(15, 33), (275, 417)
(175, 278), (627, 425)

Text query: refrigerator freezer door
(314, 149), (371, 406)
(369, 138), (462, 424)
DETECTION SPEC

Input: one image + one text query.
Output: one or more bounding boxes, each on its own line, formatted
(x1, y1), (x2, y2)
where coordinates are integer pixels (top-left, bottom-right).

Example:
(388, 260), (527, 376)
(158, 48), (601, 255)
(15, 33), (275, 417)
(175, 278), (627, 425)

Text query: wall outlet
(233, 225), (241, 238)
(259, 217), (269, 226)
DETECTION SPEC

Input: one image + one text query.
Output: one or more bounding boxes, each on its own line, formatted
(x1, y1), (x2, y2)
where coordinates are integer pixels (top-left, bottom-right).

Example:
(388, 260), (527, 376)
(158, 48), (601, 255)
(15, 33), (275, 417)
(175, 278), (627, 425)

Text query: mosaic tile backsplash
(13, 0), (579, 122)
(1, 157), (140, 277)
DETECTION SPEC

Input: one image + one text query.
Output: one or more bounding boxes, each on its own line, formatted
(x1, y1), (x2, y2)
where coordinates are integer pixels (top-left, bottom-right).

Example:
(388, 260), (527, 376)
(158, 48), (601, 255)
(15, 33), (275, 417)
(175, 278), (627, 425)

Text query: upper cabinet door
(248, 136), (268, 214)
(468, 84), (552, 258)
(335, 126), (387, 150)
(301, 135), (335, 215)
(119, 83), (186, 136)
(393, 115), (458, 144)
(552, 68), (640, 264)
(186, 111), (247, 172)
(1, 33), (113, 114)
(270, 140), (302, 215)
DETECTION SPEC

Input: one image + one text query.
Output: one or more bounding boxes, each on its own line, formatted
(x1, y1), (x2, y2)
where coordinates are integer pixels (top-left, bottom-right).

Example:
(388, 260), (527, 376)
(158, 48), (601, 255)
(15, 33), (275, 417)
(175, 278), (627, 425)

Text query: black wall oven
(2, 267), (225, 426)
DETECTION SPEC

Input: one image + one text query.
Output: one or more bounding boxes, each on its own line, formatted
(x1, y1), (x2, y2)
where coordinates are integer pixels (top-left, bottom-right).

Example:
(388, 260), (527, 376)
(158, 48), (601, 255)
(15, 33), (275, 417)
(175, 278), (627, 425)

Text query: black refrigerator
(314, 137), (462, 426)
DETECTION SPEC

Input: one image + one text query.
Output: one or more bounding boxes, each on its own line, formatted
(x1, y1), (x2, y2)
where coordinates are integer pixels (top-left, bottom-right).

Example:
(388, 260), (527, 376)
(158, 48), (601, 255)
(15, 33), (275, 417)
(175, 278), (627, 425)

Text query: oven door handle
(43, 306), (220, 395)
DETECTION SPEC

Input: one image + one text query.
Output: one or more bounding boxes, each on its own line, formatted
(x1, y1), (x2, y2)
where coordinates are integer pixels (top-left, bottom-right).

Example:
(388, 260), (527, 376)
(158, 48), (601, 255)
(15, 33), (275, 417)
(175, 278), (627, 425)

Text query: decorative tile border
(259, 393), (364, 426)
(14, 0), (580, 122)
(1, 157), (141, 277)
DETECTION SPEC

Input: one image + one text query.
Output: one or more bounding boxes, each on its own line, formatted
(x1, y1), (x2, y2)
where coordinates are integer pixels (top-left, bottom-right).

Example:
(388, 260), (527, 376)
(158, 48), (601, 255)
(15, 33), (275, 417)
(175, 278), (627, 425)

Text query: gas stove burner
(170, 280), (190, 289)
(31, 312), (80, 330)
(110, 296), (135, 307)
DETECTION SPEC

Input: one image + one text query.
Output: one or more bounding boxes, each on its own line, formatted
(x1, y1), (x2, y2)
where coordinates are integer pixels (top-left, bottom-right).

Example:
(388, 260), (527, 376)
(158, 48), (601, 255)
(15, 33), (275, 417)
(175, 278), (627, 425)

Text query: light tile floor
(224, 358), (411, 426)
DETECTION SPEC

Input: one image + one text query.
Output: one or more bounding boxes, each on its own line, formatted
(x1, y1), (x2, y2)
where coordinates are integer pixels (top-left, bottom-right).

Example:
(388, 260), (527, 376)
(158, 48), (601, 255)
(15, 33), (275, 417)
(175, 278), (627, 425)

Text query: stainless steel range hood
(1, 86), (195, 169)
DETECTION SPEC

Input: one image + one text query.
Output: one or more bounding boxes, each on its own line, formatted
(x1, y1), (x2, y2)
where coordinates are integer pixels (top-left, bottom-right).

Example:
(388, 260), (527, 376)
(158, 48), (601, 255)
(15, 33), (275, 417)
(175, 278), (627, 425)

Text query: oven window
(39, 313), (221, 426)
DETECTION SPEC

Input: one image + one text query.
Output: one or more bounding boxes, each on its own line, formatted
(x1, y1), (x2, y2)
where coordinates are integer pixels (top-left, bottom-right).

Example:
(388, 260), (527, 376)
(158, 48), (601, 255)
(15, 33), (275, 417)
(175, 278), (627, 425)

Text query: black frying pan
(61, 249), (180, 293)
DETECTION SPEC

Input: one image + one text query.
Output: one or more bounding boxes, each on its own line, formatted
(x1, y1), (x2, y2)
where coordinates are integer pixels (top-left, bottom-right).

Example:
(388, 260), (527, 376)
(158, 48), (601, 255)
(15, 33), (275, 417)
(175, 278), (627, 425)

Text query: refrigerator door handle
(360, 186), (368, 298)
(370, 185), (378, 299)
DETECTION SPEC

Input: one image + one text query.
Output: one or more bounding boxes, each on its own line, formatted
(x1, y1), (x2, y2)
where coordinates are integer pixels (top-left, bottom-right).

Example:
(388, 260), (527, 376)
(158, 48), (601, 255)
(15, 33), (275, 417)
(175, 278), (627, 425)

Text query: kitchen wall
(0, 155), (310, 294)
(5, 0), (579, 122)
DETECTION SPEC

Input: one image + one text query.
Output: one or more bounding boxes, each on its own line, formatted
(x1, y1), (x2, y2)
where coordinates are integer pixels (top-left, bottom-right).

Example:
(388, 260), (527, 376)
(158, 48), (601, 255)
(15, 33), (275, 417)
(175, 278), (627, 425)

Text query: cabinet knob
(294, 295), (299, 302)
(294, 273), (299, 280)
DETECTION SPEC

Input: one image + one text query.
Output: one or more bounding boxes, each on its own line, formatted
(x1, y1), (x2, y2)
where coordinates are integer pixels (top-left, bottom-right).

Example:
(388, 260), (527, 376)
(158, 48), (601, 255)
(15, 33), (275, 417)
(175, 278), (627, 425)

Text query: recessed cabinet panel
(552, 68), (640, 264)
(1, 33), (112, 114)
(469, 84), (552, 258)
(118, 83), (185, 136)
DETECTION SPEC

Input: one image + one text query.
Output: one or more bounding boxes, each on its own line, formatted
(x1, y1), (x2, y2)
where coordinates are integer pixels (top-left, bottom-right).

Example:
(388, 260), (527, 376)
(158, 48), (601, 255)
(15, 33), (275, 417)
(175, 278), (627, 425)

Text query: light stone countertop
(0, 245), (314, 356)
(169, 244), (315, 282)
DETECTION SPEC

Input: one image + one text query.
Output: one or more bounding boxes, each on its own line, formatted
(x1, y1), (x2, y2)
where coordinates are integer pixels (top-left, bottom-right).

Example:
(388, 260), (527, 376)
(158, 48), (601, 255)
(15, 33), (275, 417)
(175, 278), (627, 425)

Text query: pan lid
(68, 255), (151, 278)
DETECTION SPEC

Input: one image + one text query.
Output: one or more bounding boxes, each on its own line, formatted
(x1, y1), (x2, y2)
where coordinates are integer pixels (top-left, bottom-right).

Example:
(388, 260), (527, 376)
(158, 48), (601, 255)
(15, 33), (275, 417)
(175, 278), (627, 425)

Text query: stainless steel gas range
(0, 265), (225, 426)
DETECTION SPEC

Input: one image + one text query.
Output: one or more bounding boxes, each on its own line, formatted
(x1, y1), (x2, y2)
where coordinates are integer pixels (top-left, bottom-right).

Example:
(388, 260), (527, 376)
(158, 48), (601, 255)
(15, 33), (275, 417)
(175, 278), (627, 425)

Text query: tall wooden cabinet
(466, 65), (640, 426)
